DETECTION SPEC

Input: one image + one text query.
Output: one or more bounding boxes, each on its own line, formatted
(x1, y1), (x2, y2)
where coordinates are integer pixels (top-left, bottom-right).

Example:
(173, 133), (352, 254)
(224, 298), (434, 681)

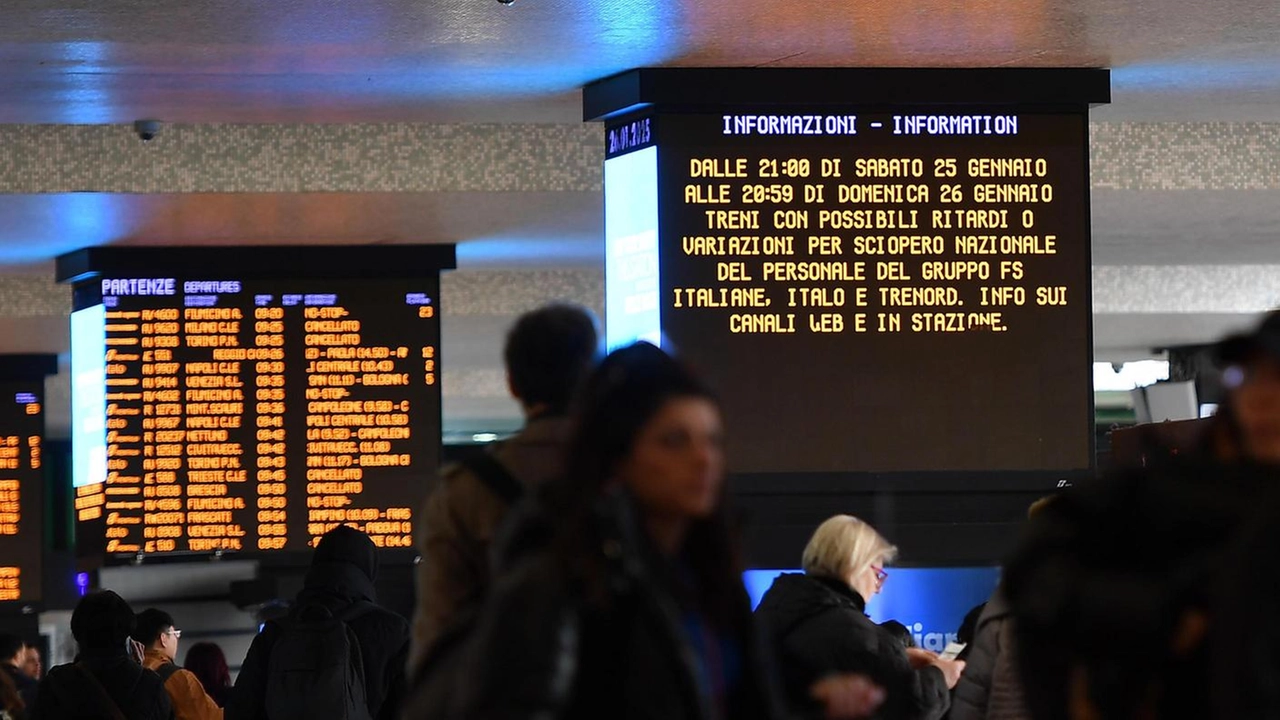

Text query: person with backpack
(30, 590), (172, 720)
(131, 610), (221, 720)
(409, 303), (598, 673)
(227, 525), (409, 720)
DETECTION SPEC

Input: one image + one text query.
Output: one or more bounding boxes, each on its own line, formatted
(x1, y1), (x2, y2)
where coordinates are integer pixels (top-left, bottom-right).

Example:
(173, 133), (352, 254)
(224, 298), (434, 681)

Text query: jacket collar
(511, 414), (572, 446)
(143, 648), (172, 666)
(811, 574), (869, 613)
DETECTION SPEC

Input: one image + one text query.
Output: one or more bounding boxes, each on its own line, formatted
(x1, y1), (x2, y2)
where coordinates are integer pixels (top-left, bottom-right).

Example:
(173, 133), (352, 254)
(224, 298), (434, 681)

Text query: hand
(810, 674), (886, 720)
(905, 647), (937, 669)
(930, 658), (965, 689)
(129, 639), (146, 665)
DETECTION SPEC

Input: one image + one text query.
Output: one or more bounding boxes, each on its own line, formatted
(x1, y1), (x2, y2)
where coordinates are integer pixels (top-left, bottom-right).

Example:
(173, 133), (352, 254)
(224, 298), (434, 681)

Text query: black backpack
(265, 601), (376, 720)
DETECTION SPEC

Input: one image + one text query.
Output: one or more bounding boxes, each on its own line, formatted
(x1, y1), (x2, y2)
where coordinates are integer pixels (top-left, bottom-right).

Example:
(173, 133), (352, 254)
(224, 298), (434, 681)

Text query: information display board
(590, 69), (1107, 489)
(0, 380), (46, 602)
(60, 247), (454, 560)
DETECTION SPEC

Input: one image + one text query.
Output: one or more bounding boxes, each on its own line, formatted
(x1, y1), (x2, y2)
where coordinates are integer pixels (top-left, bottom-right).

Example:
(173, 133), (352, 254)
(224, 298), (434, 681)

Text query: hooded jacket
(31, 648), (173, 720)
(227, 527), (410, 720)
(755, 573), (949, 720)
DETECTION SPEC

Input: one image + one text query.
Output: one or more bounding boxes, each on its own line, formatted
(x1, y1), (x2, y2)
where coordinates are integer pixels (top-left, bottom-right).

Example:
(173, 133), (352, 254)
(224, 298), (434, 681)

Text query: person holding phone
(755, 515), (963, 720)
(30, 590), (172, 720)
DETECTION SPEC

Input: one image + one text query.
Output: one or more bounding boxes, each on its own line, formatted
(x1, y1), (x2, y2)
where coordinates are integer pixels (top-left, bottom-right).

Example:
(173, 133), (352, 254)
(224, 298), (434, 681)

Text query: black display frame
(589, 69), (1107, 496)
(57, 245), (456, 568)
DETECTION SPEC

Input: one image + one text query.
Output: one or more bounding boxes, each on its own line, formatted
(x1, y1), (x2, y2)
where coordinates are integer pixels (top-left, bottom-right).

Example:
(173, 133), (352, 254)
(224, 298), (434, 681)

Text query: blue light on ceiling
(335, 0), (684, 99)
(456, 237), (603, 268)
(0, 194), (123, 263)
(50, 42), (118, 124)
(1113, 58), (1280, 91)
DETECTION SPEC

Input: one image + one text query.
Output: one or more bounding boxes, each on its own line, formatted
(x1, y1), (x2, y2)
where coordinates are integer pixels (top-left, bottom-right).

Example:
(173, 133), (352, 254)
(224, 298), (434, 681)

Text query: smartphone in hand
(938, 642), (967, 661)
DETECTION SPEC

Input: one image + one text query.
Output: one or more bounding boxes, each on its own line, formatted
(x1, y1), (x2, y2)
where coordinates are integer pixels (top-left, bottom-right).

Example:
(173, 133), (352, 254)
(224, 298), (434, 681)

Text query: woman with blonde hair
(755, 515), (963, 720)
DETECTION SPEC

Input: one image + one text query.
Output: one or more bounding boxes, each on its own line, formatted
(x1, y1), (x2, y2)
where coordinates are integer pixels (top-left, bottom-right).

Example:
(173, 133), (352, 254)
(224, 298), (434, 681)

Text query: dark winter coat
(227, 531), (410, 720)
(447, 492), (782, 720)
(31, 650), (173, 720)
(2, 664), (38, 715)
(948, 588), (1028, 720)
(755, 573), (949, 720)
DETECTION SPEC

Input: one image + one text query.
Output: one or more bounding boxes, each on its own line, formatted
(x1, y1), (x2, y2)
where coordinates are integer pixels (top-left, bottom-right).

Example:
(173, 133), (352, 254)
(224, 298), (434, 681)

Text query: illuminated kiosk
(586, 68), (1109, 565)
(0, 354), (57, 611)
(57, 245), (455, 570)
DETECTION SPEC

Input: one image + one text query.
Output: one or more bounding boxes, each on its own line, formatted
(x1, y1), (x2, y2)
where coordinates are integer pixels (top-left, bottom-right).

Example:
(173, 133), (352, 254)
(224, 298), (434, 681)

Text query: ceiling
(3, 0), (1280, 123)
(2, 0), (1279, 435)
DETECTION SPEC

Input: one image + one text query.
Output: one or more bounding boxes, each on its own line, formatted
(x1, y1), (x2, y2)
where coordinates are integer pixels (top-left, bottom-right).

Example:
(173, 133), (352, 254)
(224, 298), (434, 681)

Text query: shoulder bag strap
(71, 662), (129, 720)
(462, 451), (524, 504)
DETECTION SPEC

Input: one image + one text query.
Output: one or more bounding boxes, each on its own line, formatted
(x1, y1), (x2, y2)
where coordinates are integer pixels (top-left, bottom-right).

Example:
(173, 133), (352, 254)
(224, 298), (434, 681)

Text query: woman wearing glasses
(755, 515), (963, 720)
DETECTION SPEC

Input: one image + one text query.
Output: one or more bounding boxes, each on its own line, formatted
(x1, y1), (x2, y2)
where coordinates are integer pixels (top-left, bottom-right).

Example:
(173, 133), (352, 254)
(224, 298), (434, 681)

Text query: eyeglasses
(164, 629), (182, 639)
(870, 566), (889, 585)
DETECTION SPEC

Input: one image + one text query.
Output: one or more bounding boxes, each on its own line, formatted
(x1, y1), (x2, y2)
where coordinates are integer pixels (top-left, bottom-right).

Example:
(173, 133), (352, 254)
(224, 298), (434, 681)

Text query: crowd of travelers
(6, 304), (1279, 720)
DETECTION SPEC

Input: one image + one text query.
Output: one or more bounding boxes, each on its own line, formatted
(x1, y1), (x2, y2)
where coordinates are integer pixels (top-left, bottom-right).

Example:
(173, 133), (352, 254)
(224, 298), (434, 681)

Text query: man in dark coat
(227, 525), (409, 720)
(0, 633), (38, 712)
(31, 590), (173, 720)
(410, 303), (597, 672)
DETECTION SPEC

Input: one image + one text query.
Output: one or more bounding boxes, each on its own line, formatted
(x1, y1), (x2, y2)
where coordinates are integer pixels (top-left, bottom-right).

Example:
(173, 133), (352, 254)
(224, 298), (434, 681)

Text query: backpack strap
(461, 451), (523, 504)
(154, 661), (182, 685)
(69, 663), (129, 720)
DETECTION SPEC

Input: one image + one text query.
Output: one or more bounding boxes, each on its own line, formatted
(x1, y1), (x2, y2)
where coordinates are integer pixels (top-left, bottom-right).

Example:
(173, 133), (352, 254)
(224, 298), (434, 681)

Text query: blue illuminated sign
(744, 567), (1000, 652)
(71, 305), (107, 488)
(14, 393), (37, 405)
(604, 145), (661, 349)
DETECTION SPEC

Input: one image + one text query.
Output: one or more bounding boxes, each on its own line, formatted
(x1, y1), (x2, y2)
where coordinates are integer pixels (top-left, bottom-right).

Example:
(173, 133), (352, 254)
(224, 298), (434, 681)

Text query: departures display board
(60, 247), (454, 559)
(0, 379), (47, 603)
(591, 69), (1107, 487)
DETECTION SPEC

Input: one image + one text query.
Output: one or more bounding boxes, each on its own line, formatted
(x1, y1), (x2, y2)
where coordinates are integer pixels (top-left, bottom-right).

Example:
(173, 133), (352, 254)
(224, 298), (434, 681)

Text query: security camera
(133, 119), (162, 142)
(496, 0), (515, 6)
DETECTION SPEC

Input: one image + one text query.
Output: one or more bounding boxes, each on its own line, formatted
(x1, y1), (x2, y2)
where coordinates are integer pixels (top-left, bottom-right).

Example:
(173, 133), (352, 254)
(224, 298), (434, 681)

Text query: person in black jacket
(228, 525), (409, 720)
(756, 515), (962, 720)
(30, 590), (173, 720)
(447, 342), (884, 720)
(0, 634), (37, 714)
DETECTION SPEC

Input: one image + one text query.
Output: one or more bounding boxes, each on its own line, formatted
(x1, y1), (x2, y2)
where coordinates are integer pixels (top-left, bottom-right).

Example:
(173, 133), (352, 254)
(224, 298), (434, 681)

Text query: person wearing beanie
(31, 590), (172, 720)
(227, 526), (408, 720)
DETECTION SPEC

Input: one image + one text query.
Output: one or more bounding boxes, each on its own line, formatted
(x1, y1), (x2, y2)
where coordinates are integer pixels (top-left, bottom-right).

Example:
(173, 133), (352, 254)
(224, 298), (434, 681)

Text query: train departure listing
(0, 385), (44, 602)
(89, 278), (441, 555)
